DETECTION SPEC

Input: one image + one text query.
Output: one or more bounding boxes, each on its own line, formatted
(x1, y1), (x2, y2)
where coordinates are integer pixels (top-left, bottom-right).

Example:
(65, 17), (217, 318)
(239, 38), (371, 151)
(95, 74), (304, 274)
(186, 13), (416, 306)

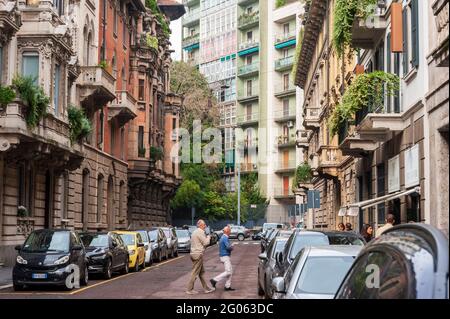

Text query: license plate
(32, 273), (47, 279)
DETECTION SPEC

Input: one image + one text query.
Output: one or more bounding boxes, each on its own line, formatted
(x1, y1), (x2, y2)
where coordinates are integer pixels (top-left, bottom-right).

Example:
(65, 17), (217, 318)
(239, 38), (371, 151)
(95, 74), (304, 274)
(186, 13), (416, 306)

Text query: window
(138, 79), (145, 101)
(119, 181), (125, 217)
(246, 80), (252, 96)
(121, 67), (126, 91)
(98, 110), (104, 149)
(283, 74), (290, 90)
(283, 99), (289, 116)
(110, 121), (116, 155)
(247, 31), (253, 42)
(97, 175), (104, 223)
(53, 64), (61, 116)
(120, 127), (125, 160)
(18, 162), (35, 216)
(114, 6), (118, 36)
(22, 52), (39, 84)
(172, 118), (177, 130)
(246, 55), (252, 65)
(403, 0), (419, 75)
(283, 23), (290, 35)
(54, 0), (64, 16)
(60, 172), (69, 220)
(123, 16), (127, 47)
(377, 164), (385, 224)
(138, 126), (144, 157)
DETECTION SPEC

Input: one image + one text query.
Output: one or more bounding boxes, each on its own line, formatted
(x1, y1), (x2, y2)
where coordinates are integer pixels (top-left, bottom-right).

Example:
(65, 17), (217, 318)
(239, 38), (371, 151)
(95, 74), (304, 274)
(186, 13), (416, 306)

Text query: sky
(170, 19), (182, 61)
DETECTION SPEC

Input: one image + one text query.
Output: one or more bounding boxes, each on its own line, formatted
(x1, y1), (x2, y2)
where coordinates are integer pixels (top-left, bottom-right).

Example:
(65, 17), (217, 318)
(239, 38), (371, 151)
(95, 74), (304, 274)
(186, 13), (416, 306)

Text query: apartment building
(0, 0), (184, 266)
(295, 0), (448, 236)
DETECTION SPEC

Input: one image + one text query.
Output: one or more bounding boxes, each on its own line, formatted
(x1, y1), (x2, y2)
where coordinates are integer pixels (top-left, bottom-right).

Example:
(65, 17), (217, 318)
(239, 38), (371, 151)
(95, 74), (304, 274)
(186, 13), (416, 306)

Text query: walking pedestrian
(186, 219), (215, 295)
(337, 223), (345, 231)
(376, 214), (395, 238)
(360, 223), (374, 243)
(210, 226), (235, 291)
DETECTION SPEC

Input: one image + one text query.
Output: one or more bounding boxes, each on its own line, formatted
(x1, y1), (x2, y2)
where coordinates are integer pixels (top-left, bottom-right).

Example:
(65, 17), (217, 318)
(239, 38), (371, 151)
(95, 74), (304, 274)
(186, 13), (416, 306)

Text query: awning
(348, 187), (421, 211)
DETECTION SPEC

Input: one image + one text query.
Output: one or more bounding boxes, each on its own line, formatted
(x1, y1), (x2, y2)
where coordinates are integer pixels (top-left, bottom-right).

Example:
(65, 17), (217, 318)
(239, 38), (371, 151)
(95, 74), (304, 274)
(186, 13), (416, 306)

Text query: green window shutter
(411, 0), (420, 68)
(402, 8), (409, 75)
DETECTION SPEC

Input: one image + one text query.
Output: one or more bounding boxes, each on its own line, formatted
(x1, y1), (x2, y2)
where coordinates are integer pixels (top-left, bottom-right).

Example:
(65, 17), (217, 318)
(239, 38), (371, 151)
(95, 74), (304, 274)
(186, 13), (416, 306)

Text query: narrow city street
(0, 241), (261, 299)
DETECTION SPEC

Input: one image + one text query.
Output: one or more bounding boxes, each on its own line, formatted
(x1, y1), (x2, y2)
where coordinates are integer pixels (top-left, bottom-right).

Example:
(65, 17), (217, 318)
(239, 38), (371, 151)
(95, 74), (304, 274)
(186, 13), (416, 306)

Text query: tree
(171, 180), (203, 210)
(170, 61), (219, 131)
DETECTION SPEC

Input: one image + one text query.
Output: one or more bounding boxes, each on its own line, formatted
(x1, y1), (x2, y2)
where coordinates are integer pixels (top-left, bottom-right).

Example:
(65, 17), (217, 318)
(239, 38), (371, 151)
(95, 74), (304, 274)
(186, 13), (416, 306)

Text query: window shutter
(411, 0), (420, 68)
(402, 8), (409, 75)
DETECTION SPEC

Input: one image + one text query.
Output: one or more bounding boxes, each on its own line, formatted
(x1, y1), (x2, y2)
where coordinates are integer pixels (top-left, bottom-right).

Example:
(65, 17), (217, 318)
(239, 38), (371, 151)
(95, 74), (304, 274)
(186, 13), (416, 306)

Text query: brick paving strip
(0, 240), (262, 299)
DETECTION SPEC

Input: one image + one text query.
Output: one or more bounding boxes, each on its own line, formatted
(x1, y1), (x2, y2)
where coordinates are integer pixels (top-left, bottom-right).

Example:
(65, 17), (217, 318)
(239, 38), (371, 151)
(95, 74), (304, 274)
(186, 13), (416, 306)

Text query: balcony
(351, 8), (388, 49)
(274, 187), (295, 200)
(237, 112), (259, 127)
(274, 83), (296, 98)
(277, 135), (296, 148)
(274, 109), (296, 122)
(274, 32), (297, 49)
(354, 103), (405, 142)
(237, 88), (259, 103)
(108, 91), (138, 127)
(238, 40), (260, 56)
(238, 62), (259, 78)
(238, 11), (259, 30)
(338, 119), (378, 157)
(296, 130), (309, 149)
(240, 162), (258, 173)
(78, 66), (116, 113)
(182, 33), (200, 49)
(275, 160), (297, 173)
(183, 10), (200, 27)
(317, 145), (342, 178)
(0, 1), (21, 40)
(275, 56), (294, 71)
(303, 107), (320, 130)
(0, 99), (83, 171)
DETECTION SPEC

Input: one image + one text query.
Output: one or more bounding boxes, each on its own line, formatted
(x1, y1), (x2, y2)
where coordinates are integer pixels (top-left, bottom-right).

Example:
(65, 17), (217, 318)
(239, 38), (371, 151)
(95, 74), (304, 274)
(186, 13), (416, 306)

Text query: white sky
(170, 19), (182, 61)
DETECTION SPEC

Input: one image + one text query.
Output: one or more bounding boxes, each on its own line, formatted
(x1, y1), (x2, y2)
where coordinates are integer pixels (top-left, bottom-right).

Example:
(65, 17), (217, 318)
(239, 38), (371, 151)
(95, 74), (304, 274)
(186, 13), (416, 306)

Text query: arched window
(82, 169), (90, 231)
(121, 66), (126, 90)
(97, 174), (104, 223)
(107, 176), (115, 229)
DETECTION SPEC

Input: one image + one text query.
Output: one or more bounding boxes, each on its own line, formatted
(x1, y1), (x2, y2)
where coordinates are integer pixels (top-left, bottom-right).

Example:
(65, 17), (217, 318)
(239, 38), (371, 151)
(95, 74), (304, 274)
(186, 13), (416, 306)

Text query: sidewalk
(0, 266), (13, 288)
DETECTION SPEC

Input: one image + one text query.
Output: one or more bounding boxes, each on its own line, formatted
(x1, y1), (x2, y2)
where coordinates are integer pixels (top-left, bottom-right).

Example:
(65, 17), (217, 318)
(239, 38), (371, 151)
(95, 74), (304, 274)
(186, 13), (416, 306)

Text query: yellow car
(114, 231), (146, 272)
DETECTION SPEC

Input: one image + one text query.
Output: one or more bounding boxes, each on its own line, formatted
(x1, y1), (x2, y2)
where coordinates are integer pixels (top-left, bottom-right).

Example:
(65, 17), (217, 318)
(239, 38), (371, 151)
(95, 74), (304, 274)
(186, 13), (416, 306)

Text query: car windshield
(148, 230), (158, 241)
(327, 234), (365, 246)
(294, 256), (355, 295)
(119, 234), (135, 245)
(22, 231), (70, 253)
(176, 230), (190, 238)
(290, 235), (329, 260)
(136, 231), (149, 242)
(80, 234), (108, 248)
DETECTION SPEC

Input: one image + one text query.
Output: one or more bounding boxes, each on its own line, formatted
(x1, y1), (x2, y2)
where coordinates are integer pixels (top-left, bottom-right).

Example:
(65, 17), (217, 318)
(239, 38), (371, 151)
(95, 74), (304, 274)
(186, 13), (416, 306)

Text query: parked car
(272, 245), (362, 299)
(229, 225), (251, 241)
(134, 230), (153, 266)
(175, 229), (191, 252)
(263, 223), (284, 232)
(183, 225), (217, 245)
(79, 232), (129, 279)
(148, 227), (169, 262)
(261, 228), (277, 253)
(258, 237), (289, 298)
(335, 224), (449, 299)
(114, 231), (146, 272)
(13, 229), (89, 291)
(252, 231), (264, 240)
(274, 230), (330, 278)
(324, 231), (366, 246)
(160, 227), (178, 258)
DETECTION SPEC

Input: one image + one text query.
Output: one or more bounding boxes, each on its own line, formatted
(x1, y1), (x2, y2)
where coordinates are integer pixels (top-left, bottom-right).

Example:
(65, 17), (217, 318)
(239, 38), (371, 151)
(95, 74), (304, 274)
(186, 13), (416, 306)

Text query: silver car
(272, 245), (362, 299)
(175, 229), (191, 252)
(160, 227), (178, 258)
(258, 237), (288, 298)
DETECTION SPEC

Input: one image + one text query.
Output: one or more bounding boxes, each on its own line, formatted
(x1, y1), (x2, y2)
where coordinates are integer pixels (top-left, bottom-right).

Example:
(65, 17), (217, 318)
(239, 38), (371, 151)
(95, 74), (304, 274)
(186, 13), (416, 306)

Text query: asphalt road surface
(0, 240), (262, 299)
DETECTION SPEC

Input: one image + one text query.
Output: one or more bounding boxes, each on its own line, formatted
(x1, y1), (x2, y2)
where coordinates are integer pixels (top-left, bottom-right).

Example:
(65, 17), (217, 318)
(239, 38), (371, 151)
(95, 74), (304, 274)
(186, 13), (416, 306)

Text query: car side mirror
(14, 245), (22, 251)
(258, 253), (267, 261)
(138, 243), (144, 247)
(72, 245), (83, 251)
(272, 277), (286, 293)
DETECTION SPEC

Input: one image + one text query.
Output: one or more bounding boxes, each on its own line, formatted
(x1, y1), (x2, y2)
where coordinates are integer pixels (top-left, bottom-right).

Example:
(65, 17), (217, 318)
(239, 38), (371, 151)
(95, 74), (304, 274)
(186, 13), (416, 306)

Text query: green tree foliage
(0, 85), (16, 107)
(145, 0), (171, 37)
(171, 180), (203, 210)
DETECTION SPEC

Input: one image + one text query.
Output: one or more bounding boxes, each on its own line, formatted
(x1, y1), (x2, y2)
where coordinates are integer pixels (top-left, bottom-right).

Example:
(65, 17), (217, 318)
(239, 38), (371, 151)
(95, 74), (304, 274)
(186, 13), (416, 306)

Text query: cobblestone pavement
(0, 240), (262, 299)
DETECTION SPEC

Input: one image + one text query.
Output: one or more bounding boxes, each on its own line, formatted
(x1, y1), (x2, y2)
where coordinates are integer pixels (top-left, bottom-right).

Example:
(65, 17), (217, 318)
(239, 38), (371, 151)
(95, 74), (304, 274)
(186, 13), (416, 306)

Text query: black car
(324, 231), (366, 246)
(148, 228), (169, 262)
(13, 229), (89, 291)
(335, 223), (449, 299)
(79, 232), (129, 279)
(252, 232), (263, 240)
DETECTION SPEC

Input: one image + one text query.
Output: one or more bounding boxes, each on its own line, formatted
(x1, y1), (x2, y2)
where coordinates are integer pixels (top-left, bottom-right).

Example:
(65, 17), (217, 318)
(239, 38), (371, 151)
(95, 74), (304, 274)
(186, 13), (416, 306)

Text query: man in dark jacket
(210, 226), (235, 291)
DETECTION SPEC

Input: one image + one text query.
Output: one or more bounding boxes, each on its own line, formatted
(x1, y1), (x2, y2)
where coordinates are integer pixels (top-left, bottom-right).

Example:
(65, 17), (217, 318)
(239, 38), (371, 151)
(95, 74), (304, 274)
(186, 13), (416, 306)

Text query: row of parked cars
(257, 223), (448, 299)
(12, 226), (196, 291)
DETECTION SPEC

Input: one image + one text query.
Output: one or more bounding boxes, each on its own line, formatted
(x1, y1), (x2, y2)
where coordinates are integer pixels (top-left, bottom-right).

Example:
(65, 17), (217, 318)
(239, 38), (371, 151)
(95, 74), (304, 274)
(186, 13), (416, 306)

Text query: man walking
(210, 226), (235, 291)
(376, 214), (395, 238)
(186, 219), (215, 295)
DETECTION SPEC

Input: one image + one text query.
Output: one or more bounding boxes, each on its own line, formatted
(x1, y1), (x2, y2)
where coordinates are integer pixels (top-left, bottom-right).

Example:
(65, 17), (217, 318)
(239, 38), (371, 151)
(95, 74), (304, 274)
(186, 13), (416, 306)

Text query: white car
(135, 230), (153, 266)
(175, 229), (191, 252)
(272, 245), (362, 299)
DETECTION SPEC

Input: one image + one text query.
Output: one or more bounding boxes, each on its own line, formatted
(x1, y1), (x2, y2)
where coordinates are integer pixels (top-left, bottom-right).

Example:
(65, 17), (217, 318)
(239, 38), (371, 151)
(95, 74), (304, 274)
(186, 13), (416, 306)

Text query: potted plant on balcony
(138, 146), (146, 158)
(0, 84), (16, 109)
(68, 105), (92, 144)
(293, 162), (313, 193)
(17, 206), (29, 218)
(150, 146), (164, 161)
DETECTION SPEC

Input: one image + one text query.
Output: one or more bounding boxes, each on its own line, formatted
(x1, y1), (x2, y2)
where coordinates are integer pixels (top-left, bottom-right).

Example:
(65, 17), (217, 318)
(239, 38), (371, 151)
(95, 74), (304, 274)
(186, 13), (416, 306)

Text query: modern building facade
(0, 0), (184, 266)
(294, 0), (449, 237)
(182, 0), (304, 224)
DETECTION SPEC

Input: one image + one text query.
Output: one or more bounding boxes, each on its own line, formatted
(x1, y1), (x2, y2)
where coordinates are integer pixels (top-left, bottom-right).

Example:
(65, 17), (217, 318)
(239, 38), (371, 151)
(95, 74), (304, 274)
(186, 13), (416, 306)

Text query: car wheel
(81, 265), (89, 286)
(121, 258), (129, 275)
(13, 282), (24, 291)
(104, 259), (113, 279)
(238, 234), (245, 241)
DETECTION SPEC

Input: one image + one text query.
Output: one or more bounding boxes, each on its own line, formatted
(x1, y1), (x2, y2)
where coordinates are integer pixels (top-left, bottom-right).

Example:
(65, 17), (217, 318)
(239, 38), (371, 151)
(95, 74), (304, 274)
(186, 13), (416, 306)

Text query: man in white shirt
(376, 214), (395, 238)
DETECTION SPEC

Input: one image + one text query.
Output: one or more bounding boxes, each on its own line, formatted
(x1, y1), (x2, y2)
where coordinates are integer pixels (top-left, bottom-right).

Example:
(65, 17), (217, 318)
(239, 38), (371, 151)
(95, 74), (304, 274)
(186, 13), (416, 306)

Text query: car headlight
(16, 256), (27, 265)
(129, 250), (135, 255)
(54, 255), (70, 265)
